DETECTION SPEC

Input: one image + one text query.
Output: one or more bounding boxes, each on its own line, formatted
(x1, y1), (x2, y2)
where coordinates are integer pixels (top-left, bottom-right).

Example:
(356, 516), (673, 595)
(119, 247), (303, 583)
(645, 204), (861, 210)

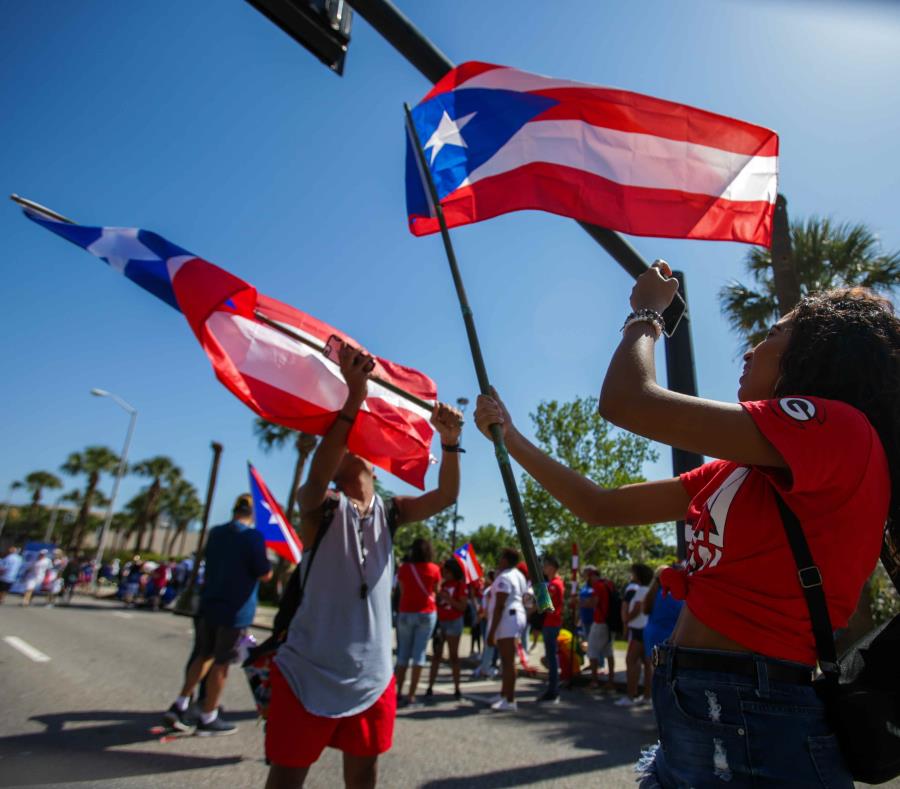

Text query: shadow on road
(419, 753), (622, 788)
(0, 709), (250, 787)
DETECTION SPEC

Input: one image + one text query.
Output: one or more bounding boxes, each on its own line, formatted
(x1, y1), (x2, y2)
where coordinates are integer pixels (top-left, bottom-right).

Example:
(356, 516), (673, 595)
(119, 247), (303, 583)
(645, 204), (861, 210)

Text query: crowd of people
(0, 545), (94, 607)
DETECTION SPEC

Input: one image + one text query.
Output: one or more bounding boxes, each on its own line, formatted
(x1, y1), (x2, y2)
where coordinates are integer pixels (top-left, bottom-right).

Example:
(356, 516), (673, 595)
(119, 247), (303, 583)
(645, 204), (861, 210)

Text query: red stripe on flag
(410, 161), (775, 246)
(530, 88), (778, 157)
(422, 61), (501, 103)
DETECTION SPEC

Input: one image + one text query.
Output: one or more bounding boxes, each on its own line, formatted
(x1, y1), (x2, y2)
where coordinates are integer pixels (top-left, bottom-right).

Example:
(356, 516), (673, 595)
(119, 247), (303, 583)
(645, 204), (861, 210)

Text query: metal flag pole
(403, 103), (552, 612)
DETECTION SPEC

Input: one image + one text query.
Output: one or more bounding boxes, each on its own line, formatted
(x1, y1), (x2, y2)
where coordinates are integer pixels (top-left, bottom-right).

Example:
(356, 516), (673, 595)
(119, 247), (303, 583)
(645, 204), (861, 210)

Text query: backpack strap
(772, 490), (840, 675)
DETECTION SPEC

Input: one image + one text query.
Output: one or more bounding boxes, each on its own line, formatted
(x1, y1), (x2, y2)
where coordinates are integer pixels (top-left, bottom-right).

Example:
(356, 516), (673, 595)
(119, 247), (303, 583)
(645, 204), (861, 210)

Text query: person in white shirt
(0, 547), (24, 604)
(616, 563), (654, 707)
(486, 548), (528, 711)
(22, 549), (51, 606)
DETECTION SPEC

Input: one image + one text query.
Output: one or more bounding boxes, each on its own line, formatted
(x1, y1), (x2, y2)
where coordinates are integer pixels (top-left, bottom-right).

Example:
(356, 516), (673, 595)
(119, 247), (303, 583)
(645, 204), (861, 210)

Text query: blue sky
(3, 1), (899, 542)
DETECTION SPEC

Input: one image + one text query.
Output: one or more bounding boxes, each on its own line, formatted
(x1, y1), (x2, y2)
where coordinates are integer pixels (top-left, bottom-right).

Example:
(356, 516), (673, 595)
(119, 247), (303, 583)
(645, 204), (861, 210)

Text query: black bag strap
(772, 490), (840, 675)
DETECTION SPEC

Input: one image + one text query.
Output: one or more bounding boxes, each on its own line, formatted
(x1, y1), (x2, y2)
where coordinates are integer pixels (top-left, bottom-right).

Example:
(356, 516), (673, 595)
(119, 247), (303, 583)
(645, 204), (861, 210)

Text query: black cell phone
(662, 292), (687, 337)
(323, 334), (375, 373)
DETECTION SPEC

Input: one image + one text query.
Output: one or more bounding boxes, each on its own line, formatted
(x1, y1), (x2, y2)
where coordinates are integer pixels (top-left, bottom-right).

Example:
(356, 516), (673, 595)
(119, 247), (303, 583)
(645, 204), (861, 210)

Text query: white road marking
(3, 636), (51, 663)
(113, 612), (134, 619)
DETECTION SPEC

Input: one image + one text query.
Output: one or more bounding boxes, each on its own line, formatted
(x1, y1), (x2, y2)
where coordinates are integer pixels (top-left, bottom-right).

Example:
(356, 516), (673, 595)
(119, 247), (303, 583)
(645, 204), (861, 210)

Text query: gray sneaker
(195, 716), (237, 736)
(162, 703), (195, 733)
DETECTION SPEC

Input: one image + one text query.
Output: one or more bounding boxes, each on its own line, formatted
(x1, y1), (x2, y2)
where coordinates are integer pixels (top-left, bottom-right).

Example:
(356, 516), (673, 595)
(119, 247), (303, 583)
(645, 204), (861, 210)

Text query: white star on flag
(260, 499), (284, 528)
(424, 110), (477, 164)
(86, 227), (160, 274)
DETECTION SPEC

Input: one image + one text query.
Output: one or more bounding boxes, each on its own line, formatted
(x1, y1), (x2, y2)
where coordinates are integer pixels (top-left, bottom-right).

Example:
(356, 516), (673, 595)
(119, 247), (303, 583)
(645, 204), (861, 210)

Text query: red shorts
(265, 663), (396, 768)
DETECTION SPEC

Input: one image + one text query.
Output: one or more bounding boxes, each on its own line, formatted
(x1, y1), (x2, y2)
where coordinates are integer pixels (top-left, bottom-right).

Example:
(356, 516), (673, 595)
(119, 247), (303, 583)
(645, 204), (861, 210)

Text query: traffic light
(245, 0), (352, 75)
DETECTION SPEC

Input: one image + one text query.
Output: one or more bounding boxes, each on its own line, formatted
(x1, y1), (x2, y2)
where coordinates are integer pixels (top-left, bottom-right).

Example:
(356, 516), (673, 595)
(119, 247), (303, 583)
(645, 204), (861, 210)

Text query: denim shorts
(639, 645), (852, 788)
(395, 611), (437, 667)
(438, 616), (464, 638)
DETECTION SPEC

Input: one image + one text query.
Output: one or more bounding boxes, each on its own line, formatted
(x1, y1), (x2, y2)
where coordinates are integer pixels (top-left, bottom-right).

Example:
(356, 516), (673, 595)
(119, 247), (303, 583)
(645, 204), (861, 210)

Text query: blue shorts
(396, 611), (437, 667)
(438, 617), (464, 638)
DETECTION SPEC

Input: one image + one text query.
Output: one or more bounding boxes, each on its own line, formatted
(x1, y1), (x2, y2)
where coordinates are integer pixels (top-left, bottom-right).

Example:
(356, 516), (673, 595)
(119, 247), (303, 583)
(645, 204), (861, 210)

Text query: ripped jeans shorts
(639, 645), (852, 789)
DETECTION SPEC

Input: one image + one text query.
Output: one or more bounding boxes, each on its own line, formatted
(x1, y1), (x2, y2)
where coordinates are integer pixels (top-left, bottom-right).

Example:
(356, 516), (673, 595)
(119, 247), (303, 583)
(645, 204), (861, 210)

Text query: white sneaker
(614, 696), (636, 707)
(490, 698), (518, 712)
(635, 697), (651, 707)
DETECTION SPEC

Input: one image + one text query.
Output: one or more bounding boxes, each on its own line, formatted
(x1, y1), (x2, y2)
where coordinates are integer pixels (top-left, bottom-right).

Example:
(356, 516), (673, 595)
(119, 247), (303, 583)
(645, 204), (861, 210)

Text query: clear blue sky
(3, 0), (899, 541)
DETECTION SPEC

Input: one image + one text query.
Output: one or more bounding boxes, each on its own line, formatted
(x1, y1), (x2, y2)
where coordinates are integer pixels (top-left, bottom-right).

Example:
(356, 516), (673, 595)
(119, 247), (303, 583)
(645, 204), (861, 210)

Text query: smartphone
(662, 292), (687, 337)
(323, 334), (376, 373)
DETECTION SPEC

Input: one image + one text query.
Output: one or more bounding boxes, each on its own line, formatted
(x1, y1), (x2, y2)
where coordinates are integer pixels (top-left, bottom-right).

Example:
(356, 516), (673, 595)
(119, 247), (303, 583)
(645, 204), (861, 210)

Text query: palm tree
(130, 456), (181, 553)
(253, 418), (318, 523)
(160, 478), (202, 557)
(720, 216), (900, 348)
(23, 471), (63, 524)
(61, 446), (120, 551)
(58, 488), (110, 546)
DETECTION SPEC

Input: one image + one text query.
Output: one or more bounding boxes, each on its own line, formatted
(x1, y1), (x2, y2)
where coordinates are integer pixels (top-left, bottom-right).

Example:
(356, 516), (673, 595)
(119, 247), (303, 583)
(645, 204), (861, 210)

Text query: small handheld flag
(16, 195), (438, 488)
(406, 61), (778, 246)
(453, 542), (483, 584)
(248, 463), (302, 564)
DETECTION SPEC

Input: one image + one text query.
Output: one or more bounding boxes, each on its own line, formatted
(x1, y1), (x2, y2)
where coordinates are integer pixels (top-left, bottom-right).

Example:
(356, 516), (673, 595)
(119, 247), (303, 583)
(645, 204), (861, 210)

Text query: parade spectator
(395, 538), (441, 707)
(162, 493), (271, 735)
(487, 547), (527, 711)
(471, 570), (498, 680)
(61, 555), (81, 604)
(468, 577), (484, 657)
(21, 549), (51, 606)
(616, 563), (653, 707)
(425, 558), (468, 701)
(538, 555), (565, 703)
(0, 546), (23, 604)
(585, 567), (616, 689)
(642, 565), (684, 691)
(123, 555), (142, 606)
(577, 566), (597, 639)
(264, 344), (463, 789)
(149, 560), (172, 611)
(474, 267), (898, 785)
(45, 552), (64, 607)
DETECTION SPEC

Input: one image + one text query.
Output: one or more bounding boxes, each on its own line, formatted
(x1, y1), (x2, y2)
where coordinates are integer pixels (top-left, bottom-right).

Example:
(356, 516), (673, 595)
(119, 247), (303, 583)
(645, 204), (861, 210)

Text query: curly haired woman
(474, 261), (899, 788)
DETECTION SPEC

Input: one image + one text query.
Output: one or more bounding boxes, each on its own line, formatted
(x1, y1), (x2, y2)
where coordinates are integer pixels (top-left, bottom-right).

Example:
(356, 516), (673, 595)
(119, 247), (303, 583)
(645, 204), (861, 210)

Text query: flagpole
(10, 193), (437, 417)
(252, 310), (436, 414)
(403, 103), (552, 613)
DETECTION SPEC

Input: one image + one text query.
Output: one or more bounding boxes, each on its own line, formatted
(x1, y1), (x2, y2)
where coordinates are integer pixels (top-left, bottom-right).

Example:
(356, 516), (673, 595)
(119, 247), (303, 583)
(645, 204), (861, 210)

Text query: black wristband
(442, 443), (466, 453)
(337, 412), (356, 425)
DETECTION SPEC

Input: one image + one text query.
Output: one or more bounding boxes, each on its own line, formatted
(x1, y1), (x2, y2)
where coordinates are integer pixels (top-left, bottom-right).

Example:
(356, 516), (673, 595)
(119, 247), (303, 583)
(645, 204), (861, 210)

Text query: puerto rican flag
(22, 207), (438, 488)
(248, 463), (302, 563)
(453, 542), (483, 584)
(406, 61), (778, 246)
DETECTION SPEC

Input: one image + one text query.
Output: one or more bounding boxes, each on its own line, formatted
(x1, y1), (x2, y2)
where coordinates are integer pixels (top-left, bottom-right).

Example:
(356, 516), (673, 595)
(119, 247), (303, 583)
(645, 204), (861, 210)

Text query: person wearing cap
(162, 493), (271, 735)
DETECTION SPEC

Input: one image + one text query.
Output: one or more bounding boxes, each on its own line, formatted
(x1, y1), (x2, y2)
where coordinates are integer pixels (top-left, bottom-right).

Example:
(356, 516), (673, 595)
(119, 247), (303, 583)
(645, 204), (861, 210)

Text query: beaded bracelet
(621, 308), (664, 339)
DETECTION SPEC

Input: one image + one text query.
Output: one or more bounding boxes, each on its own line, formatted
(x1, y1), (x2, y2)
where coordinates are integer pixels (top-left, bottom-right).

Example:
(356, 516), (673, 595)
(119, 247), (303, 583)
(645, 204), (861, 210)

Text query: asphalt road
(0, 596), (662, 788)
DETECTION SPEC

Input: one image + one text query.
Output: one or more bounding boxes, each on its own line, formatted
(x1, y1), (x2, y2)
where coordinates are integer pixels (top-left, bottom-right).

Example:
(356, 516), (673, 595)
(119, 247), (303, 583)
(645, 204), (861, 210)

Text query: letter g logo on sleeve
(779, 397), (817, 422)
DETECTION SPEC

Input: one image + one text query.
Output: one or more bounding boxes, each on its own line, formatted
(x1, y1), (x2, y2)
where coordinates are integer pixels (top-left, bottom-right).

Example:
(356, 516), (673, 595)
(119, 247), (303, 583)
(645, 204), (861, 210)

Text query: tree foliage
(720, 216), (900, 347)
(520, 397), (666, 566)
(465, 522), (517, 569)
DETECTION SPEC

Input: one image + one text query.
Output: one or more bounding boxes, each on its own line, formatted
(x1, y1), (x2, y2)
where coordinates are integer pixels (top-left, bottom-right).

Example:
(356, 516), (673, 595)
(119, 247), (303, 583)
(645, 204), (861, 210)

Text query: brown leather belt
(652, 645), (813, 685)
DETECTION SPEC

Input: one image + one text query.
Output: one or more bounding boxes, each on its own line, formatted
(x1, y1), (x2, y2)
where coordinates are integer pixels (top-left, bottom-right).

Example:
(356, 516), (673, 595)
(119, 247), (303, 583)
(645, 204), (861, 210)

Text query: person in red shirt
(585, 568), (616, 690)
(537, 555), (565, 703)
(394, 539), (441, 707)
(425, 558), (468, 701)
(474, 265), (900, 788)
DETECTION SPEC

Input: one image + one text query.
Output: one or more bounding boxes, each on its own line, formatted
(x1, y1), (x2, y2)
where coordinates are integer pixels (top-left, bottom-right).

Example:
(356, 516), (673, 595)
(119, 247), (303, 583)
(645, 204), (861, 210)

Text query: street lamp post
(450, 396), (469, 550)
(90, 389), (137, 590)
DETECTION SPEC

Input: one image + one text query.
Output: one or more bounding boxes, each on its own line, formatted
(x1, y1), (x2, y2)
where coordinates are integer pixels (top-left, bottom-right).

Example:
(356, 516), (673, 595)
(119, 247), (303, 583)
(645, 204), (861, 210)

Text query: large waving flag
(249, 463), (302, 563)
(454, 542), (483, 584)
(406, 61), (778, 246)
(22, 205), (437, 488)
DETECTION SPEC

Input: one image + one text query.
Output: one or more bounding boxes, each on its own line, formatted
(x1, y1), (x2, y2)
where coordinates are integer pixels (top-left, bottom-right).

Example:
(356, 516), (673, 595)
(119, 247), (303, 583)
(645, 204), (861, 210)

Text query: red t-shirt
(437, 579), (468, 621)
(591, 580), (610, 625)
(398, 562), (441, 613)
(542, 576), (566, 627)
(676, 397), (888, 665)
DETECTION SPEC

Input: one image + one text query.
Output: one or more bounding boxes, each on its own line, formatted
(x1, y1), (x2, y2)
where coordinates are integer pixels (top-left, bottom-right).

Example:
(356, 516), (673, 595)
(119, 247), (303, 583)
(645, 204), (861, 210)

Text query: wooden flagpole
(10, 194), (436, 416)
(404, 103), (552, 613)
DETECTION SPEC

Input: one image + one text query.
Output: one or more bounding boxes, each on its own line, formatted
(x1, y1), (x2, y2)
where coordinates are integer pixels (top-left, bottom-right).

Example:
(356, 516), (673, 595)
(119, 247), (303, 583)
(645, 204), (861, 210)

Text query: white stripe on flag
(459, 120), (777, 204)
(457, 66), (590, 94)
(207, 313), (434, 422)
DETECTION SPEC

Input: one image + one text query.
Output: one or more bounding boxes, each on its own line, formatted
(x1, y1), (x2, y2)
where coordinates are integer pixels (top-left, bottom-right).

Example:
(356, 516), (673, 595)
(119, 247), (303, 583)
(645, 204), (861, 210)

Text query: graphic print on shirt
(686, 467), (750, 573)
(779, 397), (817, 422)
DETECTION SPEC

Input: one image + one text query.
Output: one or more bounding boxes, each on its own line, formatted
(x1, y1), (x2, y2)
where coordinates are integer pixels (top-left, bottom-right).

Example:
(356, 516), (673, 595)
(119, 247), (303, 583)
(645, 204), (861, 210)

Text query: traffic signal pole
(348, 0), (702, 557)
